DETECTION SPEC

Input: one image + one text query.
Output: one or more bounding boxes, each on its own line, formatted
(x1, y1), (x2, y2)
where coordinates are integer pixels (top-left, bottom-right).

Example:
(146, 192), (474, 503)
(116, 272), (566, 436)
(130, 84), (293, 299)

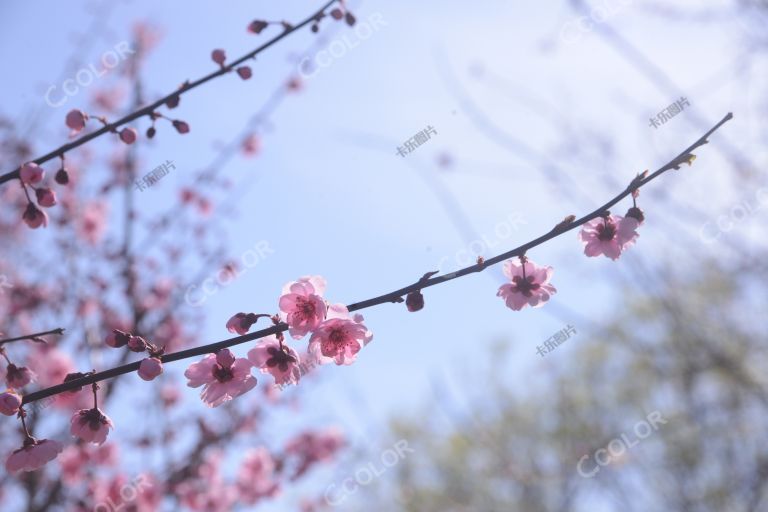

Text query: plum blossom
(23, 203), (48, 229)
(65, 109), (88, 133)
(70, 407), (114, 445)
(497, 258), (557, 311)
(284, 428), (345, 479)
(248, 336), (301, 386)
(237, 447), (280, 504)
(35, 187), (57, 207)
(6, 438), (63, 473)
(20, 162), (44, 185)
(226, 312), (261, 335)
(308, 304), (372, 366)
(184, 349), (256, 407)
(279, 275), (328, 339)
(119, 127), (137, 144)
(138, 357), (163, 381)
(579, 214), (639, 260)
(0, 390), (22, 416)
(6, 363), (36, 388)
(211, 48), (226, 65)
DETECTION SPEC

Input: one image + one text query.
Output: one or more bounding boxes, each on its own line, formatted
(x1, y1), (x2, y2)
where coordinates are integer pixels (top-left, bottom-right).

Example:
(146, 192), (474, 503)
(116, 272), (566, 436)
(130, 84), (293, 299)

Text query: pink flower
(78, 200), (108, 245)
(65, 109), (88, 133)
(20, 162), (44, 185)
(35, 187), (57, 207)
(6, 438), (63, 473)
(237, 66), (252, 79)
(127, 335), (148, 352)
(70, 408), (114, 445)
(211, 49), (226, 65)
(105, 329), (130, 348)
(138, 357), (163, 381)
(184, 349), (257, 407)
(226, 313), (260, 335)
(497, 258), (557, 311)
(173, 120), (190, 134)
(579, 215), (639, 260)
(0, 390), (22, 416)
(6, 364), (36, 388)
(247, 336), (301, 386)
(237, 447), (280, 504)
(279, 276), (328, 339)
(241, 134), (260, 156)
(119, 127), (137, 144)
(248, 20), (269, 34)
(308, 305), (372, 366)
(23, 203), (48, 229)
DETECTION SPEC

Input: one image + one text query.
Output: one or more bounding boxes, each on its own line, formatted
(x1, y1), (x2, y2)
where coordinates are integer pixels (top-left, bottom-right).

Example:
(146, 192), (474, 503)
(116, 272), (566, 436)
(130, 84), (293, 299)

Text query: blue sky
(1, 0), (765, 509)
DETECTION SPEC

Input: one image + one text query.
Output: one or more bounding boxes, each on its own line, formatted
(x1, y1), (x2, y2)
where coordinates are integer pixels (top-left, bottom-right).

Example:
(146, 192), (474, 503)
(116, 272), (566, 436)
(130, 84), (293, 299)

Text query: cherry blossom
(184, 349), (256, 407)
(211, 49), (226, 65)
(6, 364), (36, 388)
(70, 407), (114, 445)
(237, 447), (280, 504)
(497, 257), (557, 311)
(0, 390), (22, 416)
(579, 214), (639, 260)
(5, 438), (63, 473)
(65, 109), (88, 133)
(119, 127), (137, 144)
(20, 162), (44, 185)
(35, 187), (57, 207)
(226, 312), (261, 335)
(138, 357), (164, 381)
(308, 304), (372, 366)
(248, 335), (301, 386)
(22, 203), (48, 229)
(279, 275), (328, 339)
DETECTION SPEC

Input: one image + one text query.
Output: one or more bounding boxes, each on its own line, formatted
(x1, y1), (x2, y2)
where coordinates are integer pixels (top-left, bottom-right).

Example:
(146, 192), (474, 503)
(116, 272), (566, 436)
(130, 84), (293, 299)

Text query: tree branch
(0, 328), (65, 346)
(0, 0), (338, 187)
(19, 112), (733, 407)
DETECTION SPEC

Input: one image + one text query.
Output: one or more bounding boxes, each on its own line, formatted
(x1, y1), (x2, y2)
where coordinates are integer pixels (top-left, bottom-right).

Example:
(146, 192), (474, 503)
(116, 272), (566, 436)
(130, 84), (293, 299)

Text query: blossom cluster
(185, 276), (373, 408)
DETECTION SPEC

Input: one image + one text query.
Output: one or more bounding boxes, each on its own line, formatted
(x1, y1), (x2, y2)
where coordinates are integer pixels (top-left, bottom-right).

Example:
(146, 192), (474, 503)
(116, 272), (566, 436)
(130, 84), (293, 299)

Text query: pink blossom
(308, 304), (372, 366)
(237, 447), (280, 504)
(211, 49), (226, 65)
(138, 357), (163, 381)
(119, 127), (137, 144)
(241, 134), (261, 156)
(0, 390), (22, 416)
(173, 120), (190, 134)
(237, 66), (252, 79)
(65, 109), (88, 133)
(6, 363), (36, 388)
(6, 438), (63, 473)
(105, 329), (129, 348)
(497, 258), (557, 311)
(22, 203), (48, 229)
(279, 275), (328, 339)
(226, 312), (260, 335)
(184, 349), (256, 407)
(284, 428), (345, 479)
(248, 336), (301, 386)
(35, 187), (57, 207)
(20, 162), (44, 185)
(127, 335), (148, 352)
(79, 200), (108, 244)
(248, 20), (269, 34)
(579, 214), (639, 260)
(70, 407), (114, 445)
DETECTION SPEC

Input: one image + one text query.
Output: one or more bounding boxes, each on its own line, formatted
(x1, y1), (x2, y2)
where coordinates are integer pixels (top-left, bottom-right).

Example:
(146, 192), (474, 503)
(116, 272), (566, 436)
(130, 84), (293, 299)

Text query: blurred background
(0, 0), (766, 510)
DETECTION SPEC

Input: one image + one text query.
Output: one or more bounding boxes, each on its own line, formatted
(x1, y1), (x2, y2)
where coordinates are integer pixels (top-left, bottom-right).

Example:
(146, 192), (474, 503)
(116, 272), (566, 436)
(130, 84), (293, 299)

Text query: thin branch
(0, 328), (65, 346)
(19, 113), (733, 406)
(0, 0), (338, 187)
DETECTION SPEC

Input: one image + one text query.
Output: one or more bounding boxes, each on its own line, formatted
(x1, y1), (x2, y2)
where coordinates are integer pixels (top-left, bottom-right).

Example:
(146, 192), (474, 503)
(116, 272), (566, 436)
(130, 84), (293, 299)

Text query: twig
(0, 328), (65, 346)
(0, 0), (338, 187)
(19, 113), (733, 406)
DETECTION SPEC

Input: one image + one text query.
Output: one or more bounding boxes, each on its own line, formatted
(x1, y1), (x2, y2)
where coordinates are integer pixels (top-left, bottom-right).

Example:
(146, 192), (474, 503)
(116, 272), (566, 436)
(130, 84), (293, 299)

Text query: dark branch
(20, 113), (733, 407)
